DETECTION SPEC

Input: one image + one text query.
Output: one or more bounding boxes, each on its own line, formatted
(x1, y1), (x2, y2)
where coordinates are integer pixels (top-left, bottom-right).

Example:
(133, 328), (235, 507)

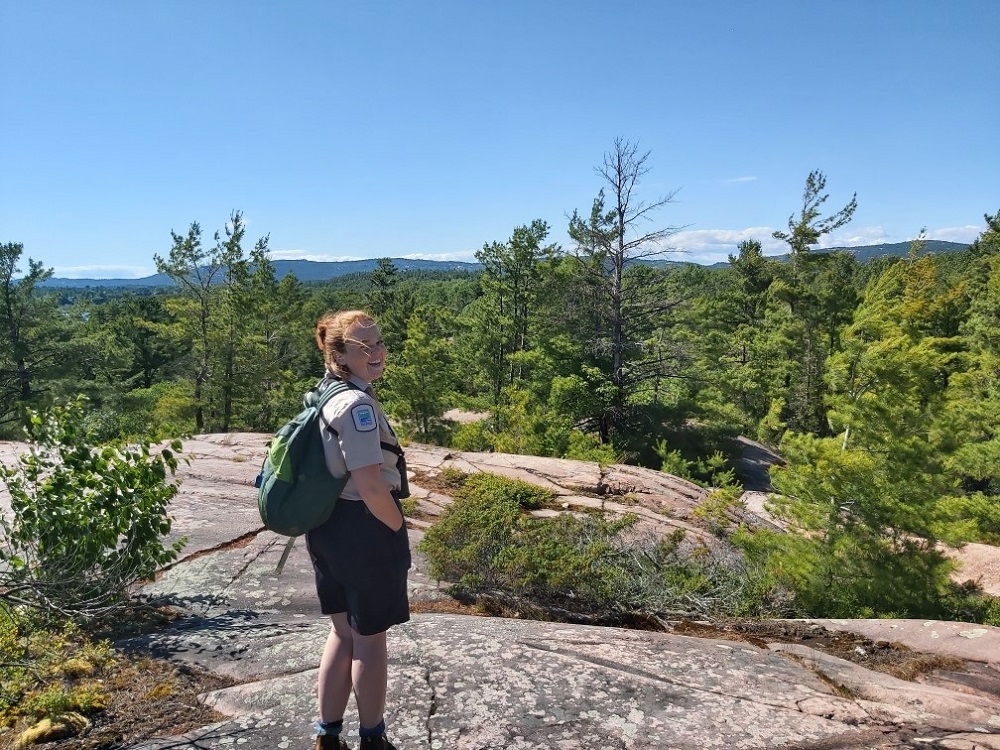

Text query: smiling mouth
(369, 360), (383, 367)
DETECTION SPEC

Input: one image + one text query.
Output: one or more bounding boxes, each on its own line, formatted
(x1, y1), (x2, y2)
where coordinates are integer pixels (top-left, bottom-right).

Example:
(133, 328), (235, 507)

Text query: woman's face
(341, 319), (387, 382)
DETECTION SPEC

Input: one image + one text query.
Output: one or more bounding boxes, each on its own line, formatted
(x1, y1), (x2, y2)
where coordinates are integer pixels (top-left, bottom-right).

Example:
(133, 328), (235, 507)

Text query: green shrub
(732, 523), (1000, 623)
(18, 682), (107, 719)
(446, 387), (617, 464)
(151, 381), (199, 437)
(459, 472), (554, 510)
(418, 477), (522, 589)
(83, 384), (174, 443)
(449, 420), (495, 452)
(494, 513), (636, 604)
(939, 581), (1000, 626)
(692, 485), (746, 536)
(419, 472), (782, 621)
(658, 447), (693, 480)
(437, 466), (470, 490)
(0, 397), (186, 622)
(563, 430), (618, 464)
(656, 443), (739, 488)
(981, 598), (1000, 627)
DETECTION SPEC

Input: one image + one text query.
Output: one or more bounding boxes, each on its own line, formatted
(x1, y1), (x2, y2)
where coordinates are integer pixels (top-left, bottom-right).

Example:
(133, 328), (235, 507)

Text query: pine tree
(763, 242), (985, 617)
(0, 242), (58, 436)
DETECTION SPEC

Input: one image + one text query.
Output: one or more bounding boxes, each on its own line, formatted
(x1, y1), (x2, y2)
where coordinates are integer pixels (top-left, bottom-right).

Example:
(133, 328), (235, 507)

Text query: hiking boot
(314, 735), (351, 750)
(358, 736), (397, 750)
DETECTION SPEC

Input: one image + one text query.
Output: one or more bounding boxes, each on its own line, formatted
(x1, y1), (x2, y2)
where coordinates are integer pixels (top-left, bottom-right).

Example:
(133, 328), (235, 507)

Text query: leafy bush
(494, 512), (637, 604)
(150, 380), (199, 438)
(447, 385), (619, 464)
(657, 447), (692, 480)
(419, 472), (782, 621)
(419, 479), (522, 590)
(459, 472), (554, 510)
(656, 443), (738, 488)
(449, 419), (495, 452)
(692, 484), (747, 537)
(437, 466), (471, 490)
(937, 580), (1000, 627)
(563, 430), (618, 464)
(82, 384), (169, 443)
(733, 522), (1000, 624)
(418, 473), (554, 591)
(753, 428), (998, 621)
(0, 397), (186, 622)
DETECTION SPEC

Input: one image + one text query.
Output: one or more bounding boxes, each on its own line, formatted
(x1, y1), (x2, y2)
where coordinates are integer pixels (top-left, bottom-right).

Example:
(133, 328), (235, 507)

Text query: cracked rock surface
(3, 435), (1000, 748)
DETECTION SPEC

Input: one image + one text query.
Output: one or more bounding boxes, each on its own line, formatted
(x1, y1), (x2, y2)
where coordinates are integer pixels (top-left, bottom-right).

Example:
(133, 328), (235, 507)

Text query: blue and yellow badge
(351, 404), (377, 432)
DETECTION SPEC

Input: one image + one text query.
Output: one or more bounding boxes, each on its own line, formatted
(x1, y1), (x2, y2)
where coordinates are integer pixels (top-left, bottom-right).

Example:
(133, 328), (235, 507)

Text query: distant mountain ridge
(704, 239), (969, 269)
(40, 241), (970, 288)
(39, 257), (482, 288)
(823, 239), (968, 262)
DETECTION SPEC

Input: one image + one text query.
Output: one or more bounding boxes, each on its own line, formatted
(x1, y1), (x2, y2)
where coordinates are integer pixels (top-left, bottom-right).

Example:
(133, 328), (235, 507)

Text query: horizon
(37, 238), (973, 282)
(3, 1), (997, 279)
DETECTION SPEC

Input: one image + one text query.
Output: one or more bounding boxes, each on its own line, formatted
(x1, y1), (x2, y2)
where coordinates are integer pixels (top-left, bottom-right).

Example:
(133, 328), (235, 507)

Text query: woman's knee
(330, 612), (354, 639)
(351, 629), (387, 656)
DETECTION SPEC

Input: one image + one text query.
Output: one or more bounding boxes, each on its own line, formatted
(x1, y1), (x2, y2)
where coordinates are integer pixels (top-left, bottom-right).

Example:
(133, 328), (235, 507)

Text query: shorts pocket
(363, 505), (410, 566)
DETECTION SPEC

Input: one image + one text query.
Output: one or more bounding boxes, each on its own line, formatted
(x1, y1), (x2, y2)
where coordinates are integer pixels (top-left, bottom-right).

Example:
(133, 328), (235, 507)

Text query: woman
(307, 310), (410, 750)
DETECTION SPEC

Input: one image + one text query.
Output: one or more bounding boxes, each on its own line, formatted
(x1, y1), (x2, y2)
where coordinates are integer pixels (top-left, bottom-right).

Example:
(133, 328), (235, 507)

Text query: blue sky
(2, 1), (997, 278)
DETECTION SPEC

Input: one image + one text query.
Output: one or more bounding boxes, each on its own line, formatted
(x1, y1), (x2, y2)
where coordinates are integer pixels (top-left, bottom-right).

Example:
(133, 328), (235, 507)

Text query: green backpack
(255, 379), (355, 537)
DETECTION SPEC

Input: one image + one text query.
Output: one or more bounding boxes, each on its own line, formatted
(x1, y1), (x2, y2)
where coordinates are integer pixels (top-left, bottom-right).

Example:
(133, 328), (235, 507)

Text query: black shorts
(305, 495), (411, 636)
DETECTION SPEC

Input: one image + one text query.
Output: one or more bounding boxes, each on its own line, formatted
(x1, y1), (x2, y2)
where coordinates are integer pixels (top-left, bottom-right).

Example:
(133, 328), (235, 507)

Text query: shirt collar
(346, 374), (370, 391)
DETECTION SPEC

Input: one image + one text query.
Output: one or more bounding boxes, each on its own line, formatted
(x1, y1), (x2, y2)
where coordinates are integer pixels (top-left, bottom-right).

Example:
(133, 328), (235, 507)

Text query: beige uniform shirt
(319, 377), (403, 502)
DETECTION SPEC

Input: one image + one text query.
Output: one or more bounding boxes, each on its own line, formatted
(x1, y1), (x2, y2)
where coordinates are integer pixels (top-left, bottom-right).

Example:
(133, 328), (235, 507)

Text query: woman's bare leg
(317, 613), (354, 722)
(351, 629), (388, 729)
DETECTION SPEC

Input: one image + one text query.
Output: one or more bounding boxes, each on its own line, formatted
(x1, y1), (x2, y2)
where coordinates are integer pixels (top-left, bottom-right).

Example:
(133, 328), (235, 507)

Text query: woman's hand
(351, 464), (404, 532)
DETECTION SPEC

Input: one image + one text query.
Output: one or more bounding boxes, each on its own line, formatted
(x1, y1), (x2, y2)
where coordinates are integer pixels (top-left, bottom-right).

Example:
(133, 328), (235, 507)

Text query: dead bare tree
(568, 138), (682, 442)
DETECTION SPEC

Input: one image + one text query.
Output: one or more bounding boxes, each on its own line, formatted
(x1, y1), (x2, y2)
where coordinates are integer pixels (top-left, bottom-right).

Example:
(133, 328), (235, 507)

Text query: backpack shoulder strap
(314, 380), (404, 456)
(313, 378), (361, 435)
(306, 377), (357, 408)
(379, 440), (404, 456)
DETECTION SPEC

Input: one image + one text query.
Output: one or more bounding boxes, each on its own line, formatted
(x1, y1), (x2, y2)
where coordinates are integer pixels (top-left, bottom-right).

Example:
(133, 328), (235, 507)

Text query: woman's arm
(351, 463), (404, 531)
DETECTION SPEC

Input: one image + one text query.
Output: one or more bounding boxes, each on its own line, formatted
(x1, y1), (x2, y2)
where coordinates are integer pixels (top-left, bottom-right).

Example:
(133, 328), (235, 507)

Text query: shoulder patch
(351, 404), (378, 432)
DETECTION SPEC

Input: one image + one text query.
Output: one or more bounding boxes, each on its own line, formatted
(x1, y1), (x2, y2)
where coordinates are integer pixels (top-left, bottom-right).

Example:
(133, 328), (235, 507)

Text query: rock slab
(5, 435), (1000, 748)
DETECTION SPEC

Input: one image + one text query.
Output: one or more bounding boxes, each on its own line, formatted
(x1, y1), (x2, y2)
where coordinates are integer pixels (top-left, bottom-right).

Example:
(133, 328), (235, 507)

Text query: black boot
(314, 735), (351, 750)
(358, 735), (397, 750)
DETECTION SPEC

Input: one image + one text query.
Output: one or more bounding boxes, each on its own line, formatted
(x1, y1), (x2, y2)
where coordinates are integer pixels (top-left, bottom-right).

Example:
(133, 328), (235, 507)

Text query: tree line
(2, 138), (999, 620)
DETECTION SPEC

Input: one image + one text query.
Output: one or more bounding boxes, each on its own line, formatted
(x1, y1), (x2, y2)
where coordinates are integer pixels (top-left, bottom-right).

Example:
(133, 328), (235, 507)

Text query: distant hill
(39, 241), (971, 288)
(706, 239), (969, 269)
(39, 257), (482, 289)
(822, 239), (968, 263)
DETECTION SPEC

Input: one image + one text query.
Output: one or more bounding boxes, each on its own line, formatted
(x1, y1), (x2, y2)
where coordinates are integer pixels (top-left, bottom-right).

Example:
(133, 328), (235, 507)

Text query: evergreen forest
(3, 144), (1000, 624)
